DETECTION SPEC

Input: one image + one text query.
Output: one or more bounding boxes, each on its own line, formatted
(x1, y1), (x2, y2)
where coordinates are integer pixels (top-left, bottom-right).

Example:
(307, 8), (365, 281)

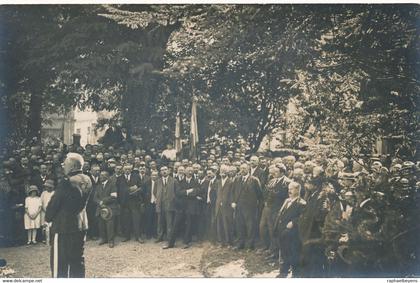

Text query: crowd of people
(0, 136), (419, 278)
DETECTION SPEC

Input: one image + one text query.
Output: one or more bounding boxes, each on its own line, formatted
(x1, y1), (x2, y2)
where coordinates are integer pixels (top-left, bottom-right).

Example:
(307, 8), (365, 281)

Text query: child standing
(24, 185), (42, 245)
(40, 180), (55, 244)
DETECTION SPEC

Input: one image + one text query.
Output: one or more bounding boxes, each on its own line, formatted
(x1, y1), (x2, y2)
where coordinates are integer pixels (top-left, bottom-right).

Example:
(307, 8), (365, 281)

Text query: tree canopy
(0, 4), (418, 157)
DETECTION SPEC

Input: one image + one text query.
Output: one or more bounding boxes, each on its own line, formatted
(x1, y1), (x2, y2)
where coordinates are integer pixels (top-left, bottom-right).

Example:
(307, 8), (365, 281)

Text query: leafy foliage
(0, 4), (418, 157)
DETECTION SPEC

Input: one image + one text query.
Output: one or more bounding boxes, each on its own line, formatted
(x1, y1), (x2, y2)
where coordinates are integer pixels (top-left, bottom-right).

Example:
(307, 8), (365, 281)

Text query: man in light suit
(232, 163), (263, 250)
(154, 166), (176, 244)
(215, 164), (235, 246)
(274, 182), (306, 278)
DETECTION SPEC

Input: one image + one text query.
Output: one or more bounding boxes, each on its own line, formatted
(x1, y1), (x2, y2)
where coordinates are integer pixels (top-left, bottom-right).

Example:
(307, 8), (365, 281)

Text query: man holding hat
(94, 170), (119, 248)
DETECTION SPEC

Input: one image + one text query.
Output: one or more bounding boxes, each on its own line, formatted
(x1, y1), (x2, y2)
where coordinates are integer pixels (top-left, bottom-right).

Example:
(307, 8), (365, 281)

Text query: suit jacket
(215, 177), (234, 217)
(93, 178), (120, 216)
(30, 172), (54, 192)
(116, 172), (144, 206)
(203, 178), (219, 208)
(45, 176), (85, 234)
(264, 176), (291, 210)
(175, 177), (201, 215)
(298, 189), (329, 245)
(251, 166), (268, 188)
(89, 174), (100, 186)
(233, 175), (263, 210)
(274, 197), (306, 237)
(143, 177), (153, 205)
(154, 176), (176, 213)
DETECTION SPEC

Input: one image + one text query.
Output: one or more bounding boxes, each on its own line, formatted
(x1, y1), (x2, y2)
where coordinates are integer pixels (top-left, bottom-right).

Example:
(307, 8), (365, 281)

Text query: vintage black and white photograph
(0, 2), (418, 279)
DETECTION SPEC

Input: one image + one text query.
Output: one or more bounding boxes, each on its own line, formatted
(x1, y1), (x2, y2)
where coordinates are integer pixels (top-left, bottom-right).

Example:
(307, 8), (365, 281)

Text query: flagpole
(190, 96), (199, 162)
(175, 103), (182, 161)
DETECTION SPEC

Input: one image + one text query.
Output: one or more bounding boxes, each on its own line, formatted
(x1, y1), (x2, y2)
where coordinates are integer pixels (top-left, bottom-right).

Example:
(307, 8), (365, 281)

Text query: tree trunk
(249, 128), (268, 154)
(27, 87), (43, 142)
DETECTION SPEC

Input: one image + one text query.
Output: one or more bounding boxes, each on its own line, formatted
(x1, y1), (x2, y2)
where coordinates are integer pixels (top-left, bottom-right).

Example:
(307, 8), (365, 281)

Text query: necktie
(163, 178), (166, 186)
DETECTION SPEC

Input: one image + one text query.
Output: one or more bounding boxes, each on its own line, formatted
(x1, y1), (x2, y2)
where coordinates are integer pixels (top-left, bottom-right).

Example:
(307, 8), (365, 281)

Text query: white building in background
(42, 108), (114, 146)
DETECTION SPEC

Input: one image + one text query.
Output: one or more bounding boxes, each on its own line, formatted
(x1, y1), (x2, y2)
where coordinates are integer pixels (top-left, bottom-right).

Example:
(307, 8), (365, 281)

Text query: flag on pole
(190, 96), (199, 161)
(175, 111), (182, 159)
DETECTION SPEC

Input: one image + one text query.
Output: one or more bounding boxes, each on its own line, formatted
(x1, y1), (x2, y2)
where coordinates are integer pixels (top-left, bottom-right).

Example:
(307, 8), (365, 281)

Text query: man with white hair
(259, 164), (290, 260)
(231, 163), (263, 250)
(274, 182), (306, 277)
(45, 152), (89, 278)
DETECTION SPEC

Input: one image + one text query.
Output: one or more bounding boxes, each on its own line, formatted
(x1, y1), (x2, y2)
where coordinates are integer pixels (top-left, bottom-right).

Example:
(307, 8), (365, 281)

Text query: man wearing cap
(45, 153), (86, 278)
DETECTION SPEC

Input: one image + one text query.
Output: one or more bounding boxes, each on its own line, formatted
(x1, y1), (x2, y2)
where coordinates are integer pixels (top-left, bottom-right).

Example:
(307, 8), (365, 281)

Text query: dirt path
(0, 238), (278, 278)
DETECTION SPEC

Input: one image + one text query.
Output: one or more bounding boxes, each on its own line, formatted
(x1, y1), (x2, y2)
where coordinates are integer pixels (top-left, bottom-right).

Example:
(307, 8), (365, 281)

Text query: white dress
(40, 191), (54, 225)
(24, 196), (42, 229)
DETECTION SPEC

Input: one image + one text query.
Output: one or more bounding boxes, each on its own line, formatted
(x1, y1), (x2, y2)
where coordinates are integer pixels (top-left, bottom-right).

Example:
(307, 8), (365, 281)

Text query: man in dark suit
(250, 156), (268, 188)
(215, 164), (235, 246)
(118, 164), (144, 243)
(137, 164), (151, 238)
(298, 173), (330, 277)
(202, 167), (219, 242)
(144, 170), (158, 238)
(232, 163), (263, 250)
(154, 166), (176, 243)
(45, 153), (86, 278)
(94, 170), (119, 248)
(274, 182), (306, 278)
(86, 165), (100, 240)
(194, 168), (207, 241)
(259, 164), (291, 260)
(250, 155), (267, 242)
